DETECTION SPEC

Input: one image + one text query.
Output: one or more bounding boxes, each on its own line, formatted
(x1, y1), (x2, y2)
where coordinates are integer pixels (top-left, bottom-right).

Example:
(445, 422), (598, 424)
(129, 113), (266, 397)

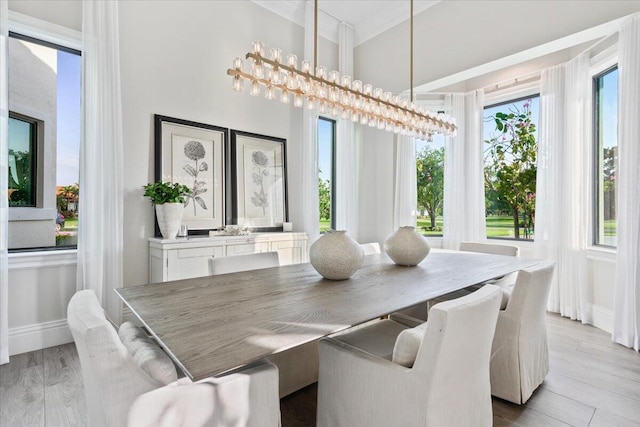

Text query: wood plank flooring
(0, 313), (639, 426)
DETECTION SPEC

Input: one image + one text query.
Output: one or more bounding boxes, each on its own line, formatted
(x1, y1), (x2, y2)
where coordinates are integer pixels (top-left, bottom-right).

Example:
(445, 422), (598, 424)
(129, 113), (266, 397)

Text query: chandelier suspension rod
(410, 0), (414, 103)
(314, 0), (318, 71)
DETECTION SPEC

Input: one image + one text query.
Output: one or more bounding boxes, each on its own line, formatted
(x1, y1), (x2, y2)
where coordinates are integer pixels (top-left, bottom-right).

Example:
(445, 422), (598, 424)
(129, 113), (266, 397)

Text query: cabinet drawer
(177, 247), (217, 258)
(226, 242), (270, 256)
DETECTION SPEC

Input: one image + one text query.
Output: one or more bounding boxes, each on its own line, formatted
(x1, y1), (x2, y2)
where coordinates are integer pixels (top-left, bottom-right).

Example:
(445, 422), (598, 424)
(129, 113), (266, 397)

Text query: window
(593, 66), (618, 247)
(8, 113), (37, 207)
(8, 33), (81, 250)
(483, 95), (540, 240)
(318, 117), (336, 232)
(416, 134), (444, 236)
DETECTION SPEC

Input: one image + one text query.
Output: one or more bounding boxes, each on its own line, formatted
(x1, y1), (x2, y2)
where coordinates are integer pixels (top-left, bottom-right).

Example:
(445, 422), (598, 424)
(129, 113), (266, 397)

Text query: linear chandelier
(226, 0), (456, 140)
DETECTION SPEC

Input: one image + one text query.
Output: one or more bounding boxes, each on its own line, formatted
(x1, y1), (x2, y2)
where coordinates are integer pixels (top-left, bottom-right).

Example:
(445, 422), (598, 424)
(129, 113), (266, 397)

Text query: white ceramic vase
(384, 226), (431, 266)
(309, 230), (364, 280)
(156, 203), (184, 240)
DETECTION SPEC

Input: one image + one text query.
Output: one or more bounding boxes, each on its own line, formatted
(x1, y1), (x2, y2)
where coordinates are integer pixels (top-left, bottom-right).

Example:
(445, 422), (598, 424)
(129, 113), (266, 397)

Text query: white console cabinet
(148, 232), (309, 282)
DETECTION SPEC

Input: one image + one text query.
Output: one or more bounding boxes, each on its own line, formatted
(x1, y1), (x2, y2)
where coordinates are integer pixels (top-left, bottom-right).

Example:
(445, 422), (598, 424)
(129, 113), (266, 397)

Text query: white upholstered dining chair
(208, 251), (280, 275)
(67, 290), (281, 427)
(422, 241), (521, 315)
(460, 241), (520, 291)
(317, 285), (502, 427)
(399, 241), (520, 320)
(490, 261), (555, 404)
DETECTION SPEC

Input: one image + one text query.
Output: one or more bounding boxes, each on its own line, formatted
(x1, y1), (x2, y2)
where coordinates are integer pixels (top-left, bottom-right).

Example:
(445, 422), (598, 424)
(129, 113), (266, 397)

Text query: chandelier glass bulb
(226, 40), (457, 140)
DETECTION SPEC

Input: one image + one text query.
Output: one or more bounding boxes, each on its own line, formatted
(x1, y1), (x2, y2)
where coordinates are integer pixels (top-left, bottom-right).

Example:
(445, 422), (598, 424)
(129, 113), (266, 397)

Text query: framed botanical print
(154, 115), (226, 235)
(227, 130), (288, 231)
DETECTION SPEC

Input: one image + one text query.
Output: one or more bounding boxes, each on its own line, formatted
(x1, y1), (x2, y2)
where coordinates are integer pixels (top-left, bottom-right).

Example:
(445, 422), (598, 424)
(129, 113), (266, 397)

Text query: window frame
(591, 64), (618, 249)
(482, 91), (540, 242)
(6, 20), (82, 252)
(8, 112), (39, 207)
(318, 116), (337, 231)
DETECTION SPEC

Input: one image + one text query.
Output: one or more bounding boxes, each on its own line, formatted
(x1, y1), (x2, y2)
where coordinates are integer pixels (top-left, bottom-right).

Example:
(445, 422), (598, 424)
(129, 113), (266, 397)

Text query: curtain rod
(483, 72), (540, 95)
(409, 69), (540, 98)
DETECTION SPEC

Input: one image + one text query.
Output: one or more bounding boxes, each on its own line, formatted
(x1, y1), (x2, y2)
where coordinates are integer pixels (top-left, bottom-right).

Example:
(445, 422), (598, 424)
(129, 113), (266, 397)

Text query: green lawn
(63, 217), (78, 231)
(319, 215), (543, 240)
(417, 217), (443, 236)
(604, 219), (617, 236)
(486, 215), (518, 238)
(319, 219), (331, 233)
(417, 215), (533, 239)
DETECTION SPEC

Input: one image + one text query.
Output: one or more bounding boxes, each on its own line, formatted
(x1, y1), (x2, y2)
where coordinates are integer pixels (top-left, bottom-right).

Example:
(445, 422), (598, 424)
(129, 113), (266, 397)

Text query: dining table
(116, 249), (545, 382)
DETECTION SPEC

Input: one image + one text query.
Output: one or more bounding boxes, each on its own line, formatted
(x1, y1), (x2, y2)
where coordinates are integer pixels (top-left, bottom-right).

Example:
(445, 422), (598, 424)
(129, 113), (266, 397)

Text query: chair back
(67, 290), (163, 427)
(460, 241), (520, 257)
(209, 251), (280, 275)
(413, 285), (501, 425)
(504, 261), (555, 326)
(360, 242), (381, 256)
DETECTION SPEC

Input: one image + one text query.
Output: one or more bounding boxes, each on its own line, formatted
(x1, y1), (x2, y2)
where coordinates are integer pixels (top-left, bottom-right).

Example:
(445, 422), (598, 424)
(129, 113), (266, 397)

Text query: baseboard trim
(590, 304), (613, 334)
(9, 319), (73, 356)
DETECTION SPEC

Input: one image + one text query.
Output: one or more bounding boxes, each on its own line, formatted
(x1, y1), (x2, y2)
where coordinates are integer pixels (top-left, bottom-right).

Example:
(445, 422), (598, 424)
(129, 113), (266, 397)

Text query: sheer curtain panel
(535, 56), (590, 323)
(442, 91), (486, 250)
(77, 0), (124, 324)
(335, 22), (358, 239)
(613, 13), (640, 350)
(393, 135), (417, 229)
(0, 0), (10, 364)
(299, 0), (319, 244)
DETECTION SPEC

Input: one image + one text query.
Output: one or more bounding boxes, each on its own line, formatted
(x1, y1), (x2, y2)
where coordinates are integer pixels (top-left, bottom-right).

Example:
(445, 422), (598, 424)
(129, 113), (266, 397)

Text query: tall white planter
(155, 203), (184, 240)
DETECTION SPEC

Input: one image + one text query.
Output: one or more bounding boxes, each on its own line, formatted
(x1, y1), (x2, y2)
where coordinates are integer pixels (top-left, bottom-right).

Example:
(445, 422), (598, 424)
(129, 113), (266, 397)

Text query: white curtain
(77, 0), (124, 324)
(0, 0), (9, 365)
(393, 135), (417, 229)
(613, 13), (640, 350)
(335, 22), (358, 239)
(535, 56), (590, 322)
(442, 90), (486, 250)
(300, 0), (319, 244)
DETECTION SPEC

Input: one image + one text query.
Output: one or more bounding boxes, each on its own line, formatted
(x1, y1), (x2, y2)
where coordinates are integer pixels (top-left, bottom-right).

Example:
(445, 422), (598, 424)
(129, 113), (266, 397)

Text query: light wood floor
(1, 313), (639, 426)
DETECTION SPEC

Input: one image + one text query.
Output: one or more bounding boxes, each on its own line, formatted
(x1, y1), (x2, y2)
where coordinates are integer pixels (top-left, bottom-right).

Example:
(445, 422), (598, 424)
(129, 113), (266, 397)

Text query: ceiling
(251, 0), (440, 46)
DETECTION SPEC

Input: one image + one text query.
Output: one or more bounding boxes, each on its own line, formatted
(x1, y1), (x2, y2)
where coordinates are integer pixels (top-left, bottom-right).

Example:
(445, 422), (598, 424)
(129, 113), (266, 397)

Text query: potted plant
(143, 181), (190, 240)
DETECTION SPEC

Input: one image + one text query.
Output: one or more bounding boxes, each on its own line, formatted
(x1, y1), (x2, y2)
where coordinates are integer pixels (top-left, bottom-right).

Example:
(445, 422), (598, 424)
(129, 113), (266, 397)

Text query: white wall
(7, 0), (81, 32)
(357, 127), (395, 246)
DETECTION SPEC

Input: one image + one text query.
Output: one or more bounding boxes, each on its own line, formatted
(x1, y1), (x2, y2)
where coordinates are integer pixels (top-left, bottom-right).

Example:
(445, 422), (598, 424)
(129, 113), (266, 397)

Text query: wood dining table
(116, 250), (545, 382)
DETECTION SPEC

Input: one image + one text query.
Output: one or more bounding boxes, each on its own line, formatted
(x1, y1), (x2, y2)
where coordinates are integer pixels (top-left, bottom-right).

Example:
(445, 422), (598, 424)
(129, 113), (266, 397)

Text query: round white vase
(309, 230), (364, 280)
(384, 226), (431, 266)
(155, 203), (184, 240)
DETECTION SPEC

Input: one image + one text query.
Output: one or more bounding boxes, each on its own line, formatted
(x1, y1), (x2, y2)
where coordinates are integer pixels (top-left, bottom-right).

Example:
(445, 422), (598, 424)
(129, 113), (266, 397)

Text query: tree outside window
(416, 135), (444, 236)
